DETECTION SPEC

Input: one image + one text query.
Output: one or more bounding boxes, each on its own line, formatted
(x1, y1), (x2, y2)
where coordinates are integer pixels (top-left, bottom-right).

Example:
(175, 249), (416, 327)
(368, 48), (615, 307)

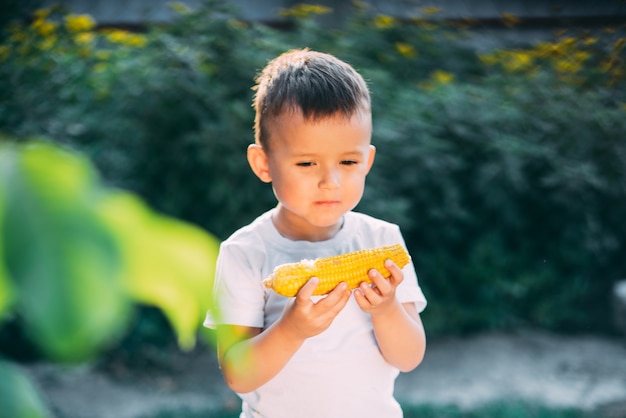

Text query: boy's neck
(272, 207), (344, 242)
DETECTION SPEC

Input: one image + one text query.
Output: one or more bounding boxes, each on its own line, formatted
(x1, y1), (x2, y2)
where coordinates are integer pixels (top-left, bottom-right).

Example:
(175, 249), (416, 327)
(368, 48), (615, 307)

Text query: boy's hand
(354, 259), (403, 315)
(279, 277), (351, 341)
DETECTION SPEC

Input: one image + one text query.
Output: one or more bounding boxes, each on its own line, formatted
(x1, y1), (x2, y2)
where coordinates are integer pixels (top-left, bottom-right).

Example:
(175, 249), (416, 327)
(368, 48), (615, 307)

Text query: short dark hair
(253, 48), (371, 149)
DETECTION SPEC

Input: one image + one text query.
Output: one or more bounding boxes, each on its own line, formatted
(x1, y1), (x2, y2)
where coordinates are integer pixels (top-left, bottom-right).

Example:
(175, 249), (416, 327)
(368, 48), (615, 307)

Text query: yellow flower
(280, 4), (332, 18)
(621, 103), (626, 111)
(599, 59), (614, 72)
(421, 6), (441, 15)
(124, 34), (147, 47)
(558, 37), (577, 51)
(478, 52), (498, 66)
(501, 12), (521, 28)
(453, 17), (479, 29)
(431, 70), (454, 84)
(411, 17), (437, 30)
(75, 32), (95, 45)
(32, 18), (57, 36)
(228, 19), (249, 29)
(553, 29), (568, 37)
(395, 42), (417, 58)
(535, 41), (562, 57)
(169, 2), (192, 14)
(9, 31), (27, 43)
(105, 29), (127, 43)
(502, 51), (533, 72)
(551, 49), (590, 76)
(38, 35), (58, 50)
(65, 14), (96, 32)
(513, 51), (532, 63)
(573, 51), (591, 62)
(554, 59), (582, 74)
(302, 4), (332, 14)
(373, 15), (395, 29)
(33, 8), (52, 20)
(105, 30), (147, 47)
(583, 37), (598, 46)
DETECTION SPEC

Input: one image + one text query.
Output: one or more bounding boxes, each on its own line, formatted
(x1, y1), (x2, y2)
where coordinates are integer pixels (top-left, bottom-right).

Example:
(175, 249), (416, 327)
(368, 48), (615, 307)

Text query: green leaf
(98, 192), (219, 350)
(1, 142), (131, 361)
(0, 359), (51, 418)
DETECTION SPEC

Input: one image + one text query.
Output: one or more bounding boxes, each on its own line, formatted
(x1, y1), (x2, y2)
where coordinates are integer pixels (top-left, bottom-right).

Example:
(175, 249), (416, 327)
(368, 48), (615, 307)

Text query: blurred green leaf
(0, 139), (221, 354)
(0, 359), (51, 418)
(98, 192), (219, 350)
(0, 138), (221, 415)
(0, 182), (14, 318)
(0, 142), (131, 361)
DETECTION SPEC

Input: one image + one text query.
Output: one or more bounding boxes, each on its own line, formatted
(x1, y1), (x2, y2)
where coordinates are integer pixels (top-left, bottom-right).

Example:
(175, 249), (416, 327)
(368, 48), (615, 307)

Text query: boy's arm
(354, 261), (426, 372)
(216, 277), (351, 394)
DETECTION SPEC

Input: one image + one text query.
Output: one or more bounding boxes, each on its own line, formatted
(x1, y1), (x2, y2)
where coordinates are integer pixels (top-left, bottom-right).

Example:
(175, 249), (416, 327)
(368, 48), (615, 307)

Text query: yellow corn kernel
(262, 244), (411, 297)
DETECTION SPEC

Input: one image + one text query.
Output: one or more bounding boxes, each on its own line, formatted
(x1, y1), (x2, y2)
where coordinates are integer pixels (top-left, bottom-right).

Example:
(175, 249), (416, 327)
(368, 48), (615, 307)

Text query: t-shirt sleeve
(204, 240), (267, 329)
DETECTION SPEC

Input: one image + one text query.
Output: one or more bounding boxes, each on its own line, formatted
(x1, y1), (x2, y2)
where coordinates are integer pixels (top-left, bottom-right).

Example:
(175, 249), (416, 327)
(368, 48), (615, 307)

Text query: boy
(205, 49), (427, 418)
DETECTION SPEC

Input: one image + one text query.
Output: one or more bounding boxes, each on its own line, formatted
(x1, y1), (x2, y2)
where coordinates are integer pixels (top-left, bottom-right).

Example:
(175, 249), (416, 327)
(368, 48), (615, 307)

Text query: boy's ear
(247, 144), (272, 183)
(365, 145), (376, 174)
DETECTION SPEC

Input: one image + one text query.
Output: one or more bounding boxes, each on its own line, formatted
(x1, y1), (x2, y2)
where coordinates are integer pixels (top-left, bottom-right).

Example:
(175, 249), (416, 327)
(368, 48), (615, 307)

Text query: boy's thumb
(296, 276), (319, 299)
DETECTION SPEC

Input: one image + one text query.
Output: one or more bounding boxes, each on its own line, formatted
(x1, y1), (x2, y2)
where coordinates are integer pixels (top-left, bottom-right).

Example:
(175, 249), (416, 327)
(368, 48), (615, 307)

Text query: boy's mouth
(315, 200), (341, 206)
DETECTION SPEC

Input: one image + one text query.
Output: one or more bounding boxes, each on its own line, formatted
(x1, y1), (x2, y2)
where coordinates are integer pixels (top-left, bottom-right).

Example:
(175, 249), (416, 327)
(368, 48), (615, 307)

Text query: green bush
(368, 76), (626, 334)
(1, 0), (625, 339)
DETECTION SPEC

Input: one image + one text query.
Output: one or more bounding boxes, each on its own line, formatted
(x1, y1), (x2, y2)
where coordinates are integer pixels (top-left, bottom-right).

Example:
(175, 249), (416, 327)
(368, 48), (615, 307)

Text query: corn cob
(262, 244), (411, 297)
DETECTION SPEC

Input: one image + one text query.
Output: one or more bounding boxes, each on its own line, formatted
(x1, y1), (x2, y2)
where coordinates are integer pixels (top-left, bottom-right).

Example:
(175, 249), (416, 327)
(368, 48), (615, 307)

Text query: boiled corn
(262, 244), (411, 297)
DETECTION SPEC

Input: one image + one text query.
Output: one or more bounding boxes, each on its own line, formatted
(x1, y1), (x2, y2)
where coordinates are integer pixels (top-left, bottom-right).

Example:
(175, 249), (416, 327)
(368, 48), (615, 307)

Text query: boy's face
(249, 109), (375, 241)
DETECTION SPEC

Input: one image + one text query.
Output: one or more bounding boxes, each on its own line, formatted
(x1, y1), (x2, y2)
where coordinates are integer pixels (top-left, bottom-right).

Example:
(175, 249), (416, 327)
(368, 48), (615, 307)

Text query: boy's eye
(296, 162), (314, 167)
(341, 160), (358, 165)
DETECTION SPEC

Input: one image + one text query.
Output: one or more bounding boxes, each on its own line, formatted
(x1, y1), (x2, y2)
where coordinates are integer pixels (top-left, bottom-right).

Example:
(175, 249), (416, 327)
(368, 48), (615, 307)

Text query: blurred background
(1, 0), (625, 417)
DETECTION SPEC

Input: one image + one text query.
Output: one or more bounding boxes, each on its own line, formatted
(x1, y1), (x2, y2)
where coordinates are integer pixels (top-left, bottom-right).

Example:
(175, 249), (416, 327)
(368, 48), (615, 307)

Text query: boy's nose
(319, 168), (340, 189)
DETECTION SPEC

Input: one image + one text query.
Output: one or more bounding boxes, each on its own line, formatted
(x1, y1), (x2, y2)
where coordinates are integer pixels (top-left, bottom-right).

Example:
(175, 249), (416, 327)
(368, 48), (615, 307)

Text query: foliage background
(1, 0), (625, 355)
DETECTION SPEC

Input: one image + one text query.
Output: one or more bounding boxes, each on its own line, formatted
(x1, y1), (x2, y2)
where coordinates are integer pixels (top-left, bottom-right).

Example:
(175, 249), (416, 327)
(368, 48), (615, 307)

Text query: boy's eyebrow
(289, 150), (366, 158)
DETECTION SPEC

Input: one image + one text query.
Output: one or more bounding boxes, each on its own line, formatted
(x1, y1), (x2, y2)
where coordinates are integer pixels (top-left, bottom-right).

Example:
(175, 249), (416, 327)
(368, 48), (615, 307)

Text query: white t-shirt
(205, 209), (427, 418)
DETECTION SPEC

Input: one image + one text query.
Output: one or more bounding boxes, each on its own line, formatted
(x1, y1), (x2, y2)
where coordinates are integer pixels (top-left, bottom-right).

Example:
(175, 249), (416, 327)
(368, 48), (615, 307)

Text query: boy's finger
(317, 282), (350, 309)
(384, 259), (404, 286)
(327, 281), (349, 298)
(354, 286), (374, 310)
(360, 279), (384, 303)
(367, 268), (390, 292)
